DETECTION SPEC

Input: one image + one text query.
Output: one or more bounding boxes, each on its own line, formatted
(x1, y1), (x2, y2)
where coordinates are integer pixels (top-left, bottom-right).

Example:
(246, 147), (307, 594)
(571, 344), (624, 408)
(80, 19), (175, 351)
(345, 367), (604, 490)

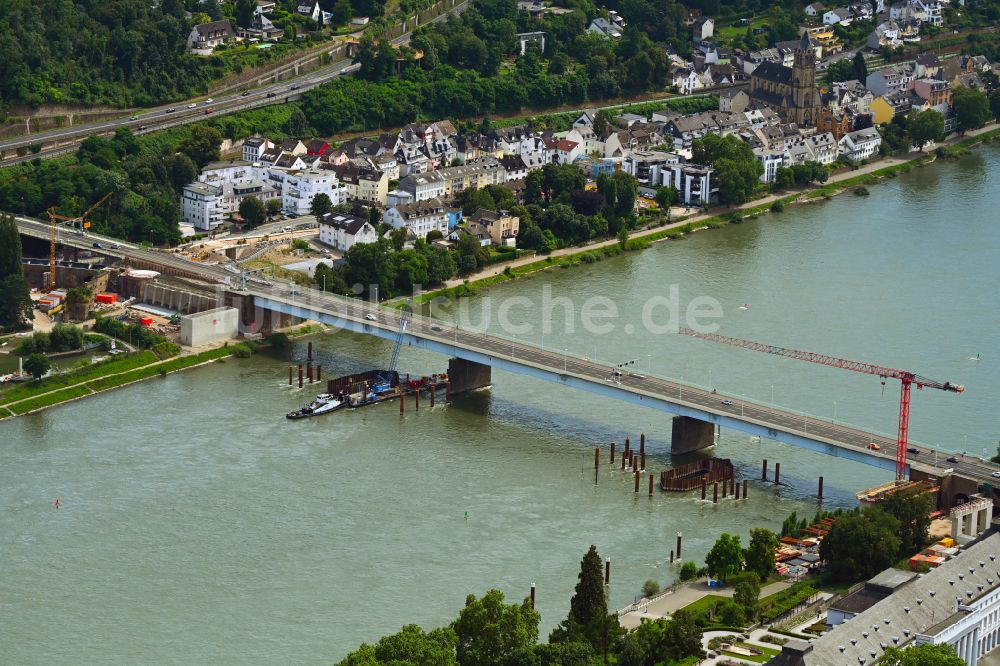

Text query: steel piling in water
(762, 459), (768, 481)
(701, 477), (707, 500)
(722, 479), (728, 498)
(307, 363), (313, 383)
(713, 482), (718, 503)
(530, 583), (536, 609)
(774, 462), (781, 485)
(605, 558), (610, 584)
(594, 447), (600, 470)
(743, 479), (748, 499)
(648, 473), (654, 496)
(818, 476), (824, 499)
(415, 388), (420, 411)
(735, 480), (741, 500)
(676, 532), (682, 559)
(298, 364), (303, 388)
(399, 393), (404, 414)
(288, 366), (293, 385)
(634, 469), (640, 493)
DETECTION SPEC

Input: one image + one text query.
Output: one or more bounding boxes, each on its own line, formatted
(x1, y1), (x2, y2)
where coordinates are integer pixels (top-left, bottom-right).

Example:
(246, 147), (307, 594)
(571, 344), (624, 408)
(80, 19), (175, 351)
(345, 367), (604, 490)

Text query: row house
(838, 127), (882, 162)
(382, 198), (451, 239)
(398, 157), (507, 202)
(787, 132), (839, 165)
(910, 77), (952, 106)
(663, 111), (750, 151)
(318, 213), (378, 252)
(866, 64), (914, 97)
(326, 161), (388, 205)
(243, 137), (274, 163)
(823, 80), (874, 116)
(869, 88), (920, 123)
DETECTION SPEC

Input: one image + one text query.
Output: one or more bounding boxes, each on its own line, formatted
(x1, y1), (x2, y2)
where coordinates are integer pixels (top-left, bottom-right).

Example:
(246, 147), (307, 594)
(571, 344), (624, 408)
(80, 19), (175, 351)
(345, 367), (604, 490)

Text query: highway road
(14, 212), (999, 484)
(0, 1), (468, 165)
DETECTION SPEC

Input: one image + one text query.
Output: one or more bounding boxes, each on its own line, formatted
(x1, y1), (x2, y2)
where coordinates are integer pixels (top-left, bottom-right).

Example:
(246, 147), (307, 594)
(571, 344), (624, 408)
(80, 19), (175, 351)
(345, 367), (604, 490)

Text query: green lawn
(9, 385), (94, 415)
(679, 593), (731, 624)
(715, 17), (768, 41)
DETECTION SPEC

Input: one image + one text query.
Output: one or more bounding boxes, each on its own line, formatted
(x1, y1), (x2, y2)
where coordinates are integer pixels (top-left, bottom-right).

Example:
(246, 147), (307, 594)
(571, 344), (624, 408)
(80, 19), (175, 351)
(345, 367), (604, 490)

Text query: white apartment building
(242, 137), (273, 163)
(281, 169), (341, 215)
(651, 163), (717, 206)
(181, 182), (224, 231)
(838, 127), (882, 162)
(318, 213), (378, 252)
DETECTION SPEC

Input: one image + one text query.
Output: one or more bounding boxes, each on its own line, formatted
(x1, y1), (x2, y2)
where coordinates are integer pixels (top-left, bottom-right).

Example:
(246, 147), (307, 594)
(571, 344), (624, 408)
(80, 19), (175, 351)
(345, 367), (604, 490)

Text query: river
(2, 147), (998, 663)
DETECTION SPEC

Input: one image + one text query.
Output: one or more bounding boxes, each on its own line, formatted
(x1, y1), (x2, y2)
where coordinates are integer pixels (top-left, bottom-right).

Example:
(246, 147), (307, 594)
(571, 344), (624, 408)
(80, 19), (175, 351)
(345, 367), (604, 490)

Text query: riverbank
(409, 123), (1000, 305)
(0, 344), (247, 420)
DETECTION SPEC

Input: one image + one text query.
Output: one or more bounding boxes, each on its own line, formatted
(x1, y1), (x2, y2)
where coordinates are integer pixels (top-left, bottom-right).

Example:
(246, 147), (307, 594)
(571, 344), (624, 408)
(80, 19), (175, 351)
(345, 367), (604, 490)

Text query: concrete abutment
(670, 415), (716, 456)
(448, 358), (492, 394)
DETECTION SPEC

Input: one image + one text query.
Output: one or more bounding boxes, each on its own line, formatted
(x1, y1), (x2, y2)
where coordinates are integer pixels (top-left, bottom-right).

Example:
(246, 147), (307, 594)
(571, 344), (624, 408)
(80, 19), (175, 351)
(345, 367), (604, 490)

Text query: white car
(992, 471), (1000, 478)
(365, 314), (376, 321)
(205, 98), (214, 103)
(187, 103), (197, 109)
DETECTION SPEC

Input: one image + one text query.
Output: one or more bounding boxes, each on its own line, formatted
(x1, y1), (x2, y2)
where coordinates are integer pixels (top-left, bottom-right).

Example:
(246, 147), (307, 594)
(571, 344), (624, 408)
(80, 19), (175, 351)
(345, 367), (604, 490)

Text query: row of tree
(0, 213), (33, 331)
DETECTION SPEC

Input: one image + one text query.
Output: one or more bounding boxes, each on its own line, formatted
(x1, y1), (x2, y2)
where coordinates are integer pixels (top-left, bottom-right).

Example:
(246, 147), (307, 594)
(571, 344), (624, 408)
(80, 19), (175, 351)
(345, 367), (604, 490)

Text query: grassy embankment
(0, 345), (247, 418)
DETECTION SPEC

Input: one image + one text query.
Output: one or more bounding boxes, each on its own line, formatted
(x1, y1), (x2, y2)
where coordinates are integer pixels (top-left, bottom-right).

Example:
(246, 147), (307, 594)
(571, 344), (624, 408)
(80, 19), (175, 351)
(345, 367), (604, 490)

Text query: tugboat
(286, 393), (342, 419)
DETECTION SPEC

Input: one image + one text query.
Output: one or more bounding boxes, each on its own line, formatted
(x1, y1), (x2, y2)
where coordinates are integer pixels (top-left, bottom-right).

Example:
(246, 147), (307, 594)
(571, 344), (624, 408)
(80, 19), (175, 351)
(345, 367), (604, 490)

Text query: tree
(235, 0), (255, 28)
(618, 610), (703, 666)
(880, 489), (934, 555)
(337, 624), (458, 666)
(679, 561), (698, 581)
(333, 0), (353, 25)
(826, 58), (856, 85)
(853, 51), (869, 83)
(691, 134), (762, 204)
(990, 89), (1000, 123)
(733, 572), (760, 621)
(550, 545), (617, 654)
(310, 192), (333, 218)
(178, 124), (223, 168)
(0, 214), (32, 329)
(879, 643), (965, 666)
(705, 533), (742, 583)
(715, 599), (745, 626)
(451, 589), (540, 666)
(23, 353), (51, 380)
(266, 198), (283, 219)
(654, 186), (678, 211)
(165, 153), (198, 193)
(642, 580), (660, 598)
(239, 196), (267, 228)
(952, 86), (992, 134)
(49, 324), (84, 352)
(820, 508), (901, 581)
(906, 109), (945, 151)
(744, 528), (779, 580)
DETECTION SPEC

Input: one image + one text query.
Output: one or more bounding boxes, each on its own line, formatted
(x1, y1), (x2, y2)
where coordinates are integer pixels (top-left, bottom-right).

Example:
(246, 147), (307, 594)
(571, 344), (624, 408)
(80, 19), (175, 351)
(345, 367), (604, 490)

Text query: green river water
(2, 147), (998, 663)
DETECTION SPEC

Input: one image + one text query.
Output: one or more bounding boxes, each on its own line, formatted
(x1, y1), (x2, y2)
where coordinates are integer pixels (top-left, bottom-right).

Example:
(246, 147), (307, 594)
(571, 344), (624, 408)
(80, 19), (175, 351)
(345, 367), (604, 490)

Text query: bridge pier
(670, 416), (716, 456)
(447, 357), (491, 394)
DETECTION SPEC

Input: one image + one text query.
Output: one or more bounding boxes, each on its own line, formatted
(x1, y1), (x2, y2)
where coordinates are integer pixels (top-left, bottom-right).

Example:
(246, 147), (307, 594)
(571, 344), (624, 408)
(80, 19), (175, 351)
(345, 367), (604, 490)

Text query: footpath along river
(1, 147), (998, 663)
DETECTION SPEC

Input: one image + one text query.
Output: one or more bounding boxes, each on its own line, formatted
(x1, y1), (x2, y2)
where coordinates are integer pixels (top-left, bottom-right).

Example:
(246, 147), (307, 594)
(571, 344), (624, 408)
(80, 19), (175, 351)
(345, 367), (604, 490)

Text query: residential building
(382, 198), (450, 239)
(588, 18), (622, 39)
(281, 169), (341, 215)
(914, 52), (942, 78)
(654, 163), (716, 205)
(468, 209), (520, 247)
(870, 89), (919, 123)
(801, 25), (843, 56)
(398, 157), (506, 202)
(866, 64), (914, 97)
(692, 17), (714, 41)
(181, 182), (224, 231)
(748, 33), (821, 126)
(753, 148), (788, 183)
(720, 88), (751, 114)
(242, 137), (273, 163)
(328, 161), (388, 205)
(838, 126), (882, 161)
(804, 2), (826, 15)
(187, 20), (235, 52)
(772, 532), (1000, 666)
(622, 150), (681, 185)
(318, 213), (378, 252)
(822, 7), (852, 24)
(867, 21), (902, 50)
(911, 77), (952, 106)
(238, 8), (282, 42)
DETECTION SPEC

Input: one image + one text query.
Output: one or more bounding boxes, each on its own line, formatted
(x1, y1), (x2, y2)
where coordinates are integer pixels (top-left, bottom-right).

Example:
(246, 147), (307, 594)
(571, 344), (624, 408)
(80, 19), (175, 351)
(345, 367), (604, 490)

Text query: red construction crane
(678, 328), (965, 480)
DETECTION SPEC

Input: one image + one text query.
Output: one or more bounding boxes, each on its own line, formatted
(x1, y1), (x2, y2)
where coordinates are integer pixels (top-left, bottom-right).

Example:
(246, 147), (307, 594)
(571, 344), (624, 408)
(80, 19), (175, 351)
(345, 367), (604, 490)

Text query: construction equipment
(46, 192), (112, 289)
(679, 328), (964, 480)
(375, 307), (410, 393)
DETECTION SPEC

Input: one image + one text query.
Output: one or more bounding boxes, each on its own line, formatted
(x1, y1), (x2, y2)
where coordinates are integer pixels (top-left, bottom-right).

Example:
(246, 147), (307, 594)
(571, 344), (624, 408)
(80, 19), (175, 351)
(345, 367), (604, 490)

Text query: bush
(853, 186), (870, 196)
(267, 332), (291, 352)
(680, 561), (698, 581)
(770, 200), (785, 213)
(291, 239), (310, 251)
(232, 343), (253, 358)
(759, 634), (788, 646)
(642, 579), (661, 598)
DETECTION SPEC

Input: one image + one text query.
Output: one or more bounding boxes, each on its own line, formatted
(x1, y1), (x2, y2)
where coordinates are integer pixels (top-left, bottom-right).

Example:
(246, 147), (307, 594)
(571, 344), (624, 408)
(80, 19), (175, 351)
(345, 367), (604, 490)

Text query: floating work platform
(323, 369), (451, 409)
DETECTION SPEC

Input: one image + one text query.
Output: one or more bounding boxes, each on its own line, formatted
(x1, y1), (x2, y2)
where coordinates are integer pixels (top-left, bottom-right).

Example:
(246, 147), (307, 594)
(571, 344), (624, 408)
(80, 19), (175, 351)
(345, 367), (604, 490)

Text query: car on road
(241, 91), (251, 96)
(290, 84), (300, 90)
(430, 325), (443, 332)
(204, 108), (214, 114)
(992, 471), (1000, 478)
(165, 108), (176, 113)
(108, 242), (120, 249)
(138, 125), (148, 131)
(290, 288), (303, 296)
(93, 242), (103, 248)
(946, 456), (959, 463)
(867, 443), (881, 450)
(266, 92), (277, 98)
(281, 226), (292, 232)
(907, 447), (920, 454)
(365, 314), (376, 321)
(187, 103), (197, 109)
(130, 115), (139, 121)
(205, 98), (214, 103)
(720, 400), (733, 406)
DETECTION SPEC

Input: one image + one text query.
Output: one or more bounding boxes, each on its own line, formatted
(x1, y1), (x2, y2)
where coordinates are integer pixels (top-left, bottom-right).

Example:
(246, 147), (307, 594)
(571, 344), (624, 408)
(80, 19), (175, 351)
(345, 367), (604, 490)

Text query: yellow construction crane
(46, 192), (112, 290)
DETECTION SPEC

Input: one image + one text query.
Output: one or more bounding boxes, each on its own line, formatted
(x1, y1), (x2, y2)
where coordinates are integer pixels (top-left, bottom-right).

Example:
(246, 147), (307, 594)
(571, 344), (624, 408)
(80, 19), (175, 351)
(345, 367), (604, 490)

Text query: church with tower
(748, 33), (822, 126)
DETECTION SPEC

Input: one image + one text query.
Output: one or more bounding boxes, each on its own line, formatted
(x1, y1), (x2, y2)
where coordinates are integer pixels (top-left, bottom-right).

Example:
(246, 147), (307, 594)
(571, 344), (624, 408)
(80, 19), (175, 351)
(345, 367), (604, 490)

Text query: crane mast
(679, 328), (964, 480)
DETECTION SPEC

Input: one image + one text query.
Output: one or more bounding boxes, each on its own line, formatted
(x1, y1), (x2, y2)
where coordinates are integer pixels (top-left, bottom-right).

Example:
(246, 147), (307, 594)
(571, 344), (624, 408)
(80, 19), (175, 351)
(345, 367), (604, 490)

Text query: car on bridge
(993, 471), (1000, 478)
(867, 443), (881, 450)
(365, 314), (376, 321)
(907, 447), (920, 454)
(720, 400), (733, 406)
(947, 456), (959, 463)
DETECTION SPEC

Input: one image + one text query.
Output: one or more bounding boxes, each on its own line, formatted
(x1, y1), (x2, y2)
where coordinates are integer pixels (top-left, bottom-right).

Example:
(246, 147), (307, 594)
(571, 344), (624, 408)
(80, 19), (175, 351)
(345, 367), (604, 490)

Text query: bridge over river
(15, 214), (999, 485)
